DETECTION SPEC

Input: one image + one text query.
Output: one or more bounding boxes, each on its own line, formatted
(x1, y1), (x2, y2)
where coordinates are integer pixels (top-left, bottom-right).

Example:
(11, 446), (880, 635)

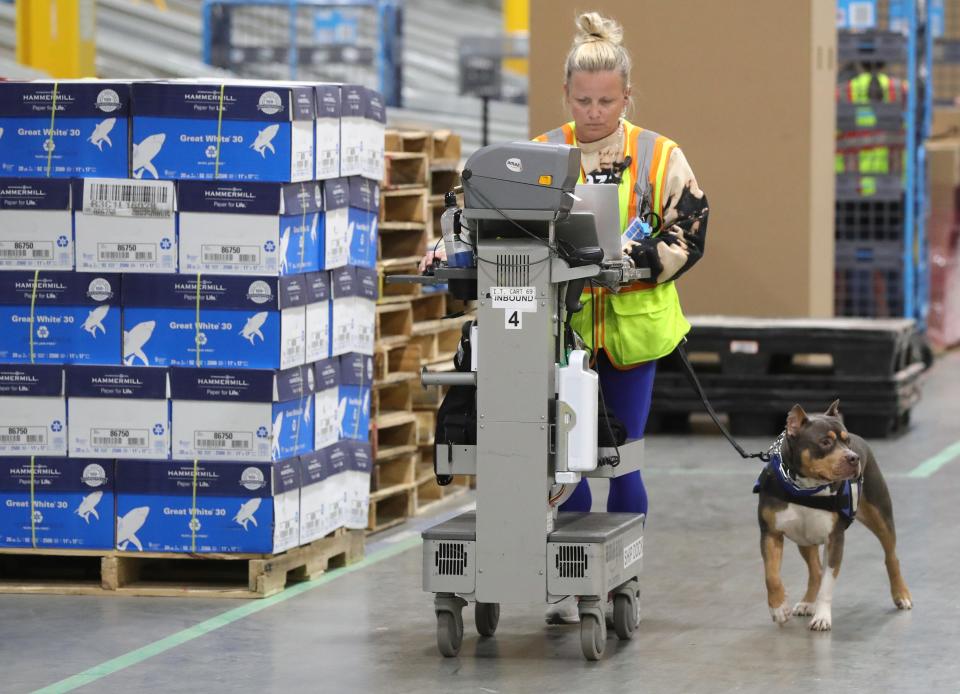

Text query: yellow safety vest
(533, 120), (690, 366)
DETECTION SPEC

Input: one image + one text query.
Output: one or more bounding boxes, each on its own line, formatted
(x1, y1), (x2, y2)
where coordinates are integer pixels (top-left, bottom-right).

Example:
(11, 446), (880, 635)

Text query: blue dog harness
(753, 434), (862, 529)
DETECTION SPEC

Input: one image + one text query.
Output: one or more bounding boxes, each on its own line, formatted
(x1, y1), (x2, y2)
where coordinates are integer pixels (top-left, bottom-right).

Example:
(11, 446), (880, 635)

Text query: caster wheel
(580, 613), (606, 661)
(437, 610), (463, 657)
(613, 593), (639, 640)
(475, 602), (500, 637)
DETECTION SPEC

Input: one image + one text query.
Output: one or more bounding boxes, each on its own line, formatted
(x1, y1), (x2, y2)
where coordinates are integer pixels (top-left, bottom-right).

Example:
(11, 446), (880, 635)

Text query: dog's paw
(769, 603), (791, 625)
(808, 606), (832, 631)
(894, 595), (913, 610)
(792, 601), (815, 616)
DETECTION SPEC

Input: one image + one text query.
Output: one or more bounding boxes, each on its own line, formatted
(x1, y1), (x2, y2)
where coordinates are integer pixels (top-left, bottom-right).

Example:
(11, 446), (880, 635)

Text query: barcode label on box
(91, 427), (148, 449)
(0, 426), (47, 445)
(194, 430), (253, 451)
(201, 245), (261, 265)
(83, 179), (174, 219)
(97, 243), (157, 263)
(0, 241), (54, 259)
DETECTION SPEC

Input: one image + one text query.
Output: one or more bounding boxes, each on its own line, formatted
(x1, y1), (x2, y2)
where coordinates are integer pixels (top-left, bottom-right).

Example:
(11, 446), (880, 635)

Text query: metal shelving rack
(835, 0), (932, 329)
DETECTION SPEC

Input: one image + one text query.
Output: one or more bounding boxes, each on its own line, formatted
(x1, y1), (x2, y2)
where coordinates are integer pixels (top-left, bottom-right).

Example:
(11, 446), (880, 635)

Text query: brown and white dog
(755, 400), (912, 631)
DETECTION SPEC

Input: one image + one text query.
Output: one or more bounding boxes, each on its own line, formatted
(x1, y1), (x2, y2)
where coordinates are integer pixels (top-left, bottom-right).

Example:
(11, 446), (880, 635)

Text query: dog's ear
(786, 404), (809, 437)
(825, 399), (841, 418)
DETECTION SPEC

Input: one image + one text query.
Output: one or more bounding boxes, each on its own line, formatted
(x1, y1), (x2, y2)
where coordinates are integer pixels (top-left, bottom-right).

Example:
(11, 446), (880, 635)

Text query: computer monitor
(571, 184), (622, 261)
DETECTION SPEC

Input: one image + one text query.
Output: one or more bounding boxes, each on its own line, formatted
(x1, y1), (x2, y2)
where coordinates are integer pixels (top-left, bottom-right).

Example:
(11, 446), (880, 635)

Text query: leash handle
(674, 341), (770, 462)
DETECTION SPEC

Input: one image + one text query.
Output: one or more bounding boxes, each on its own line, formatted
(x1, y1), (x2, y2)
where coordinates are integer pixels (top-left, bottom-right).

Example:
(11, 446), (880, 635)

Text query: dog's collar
(768, 432), (831, 495)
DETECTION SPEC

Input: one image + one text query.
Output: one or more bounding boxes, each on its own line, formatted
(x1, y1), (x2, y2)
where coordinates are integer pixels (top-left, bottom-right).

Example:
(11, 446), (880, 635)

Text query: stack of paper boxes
(0, 79), (382, 554)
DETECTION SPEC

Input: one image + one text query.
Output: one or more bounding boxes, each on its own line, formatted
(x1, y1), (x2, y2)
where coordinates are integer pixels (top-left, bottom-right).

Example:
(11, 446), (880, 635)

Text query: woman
(534, 11), (709, 520)
(424, 11), (709, 623)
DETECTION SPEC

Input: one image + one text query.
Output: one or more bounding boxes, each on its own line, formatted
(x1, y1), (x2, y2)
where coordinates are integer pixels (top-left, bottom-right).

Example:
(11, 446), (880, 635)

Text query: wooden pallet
(374, 341), (422, 382)
(381, 189), (428, 225)
(372, 375), (416, 420)
(410, 325), (462, 364)
(372, 452), (418, 493)
(431, 130), (462, 165)
(375, 302), (413, 347)
(383, 152), (428, 189)
(430, 167), (460, 197)
(372, 409), (419, 461)
(368, 484), (416, 534)
(0, 529), (364, 599)
(378, 225), (427, 266)
(385, 129), (433, 156)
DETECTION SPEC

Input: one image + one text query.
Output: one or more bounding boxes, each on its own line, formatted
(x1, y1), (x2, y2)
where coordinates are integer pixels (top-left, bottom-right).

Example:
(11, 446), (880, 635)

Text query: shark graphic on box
(117, 506), (149, 551)
(124, 321), (155, 366)
(75, 491), (103, 523)
(132, 134), (165, 180)
(88, 118), (116, 151)
(251, 124), (280, 158)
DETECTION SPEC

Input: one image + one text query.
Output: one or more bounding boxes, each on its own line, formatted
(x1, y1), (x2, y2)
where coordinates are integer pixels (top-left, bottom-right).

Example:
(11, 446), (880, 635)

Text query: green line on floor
(32, 534), (423, 694)
(907, 440), (960, 478)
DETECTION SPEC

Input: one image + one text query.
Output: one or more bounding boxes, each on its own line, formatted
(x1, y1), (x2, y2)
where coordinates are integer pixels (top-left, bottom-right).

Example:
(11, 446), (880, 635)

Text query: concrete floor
(3, 352), (960, 693)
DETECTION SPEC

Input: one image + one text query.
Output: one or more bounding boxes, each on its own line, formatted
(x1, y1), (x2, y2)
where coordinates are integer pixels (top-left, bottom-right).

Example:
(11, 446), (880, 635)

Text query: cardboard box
(342, 440), (372, 530)
(331, 265), (377, 356)
(337, 353), (372, 442)
(73, 178), (177, 273)
(339, 85), (366, 178)
(932, 108), (960, 138)
(322, 178), (350, 269)
(0, 364), (66, 456)
(305, 271), (331, 363)
(314, 84), (341, 181)
(299, 445), (337, 543)
(326, 440), (350, 530)
(0, 81), (130, 179)
(348, 177), (379, 268)
(312, 357), (340, 450)
(362, 89), (386, 182)
(66, 365), (170, 460)
(115, 458), (300, 553)
(0, 271), (121, 365)
(170, 365), (315, 462)
(121, 274), (307, 370)
(130, 82), (315, 182)
(0, 179), (74, 270)
(178, 180), (323, 277)
(0, 457), (114, 549)
(926, 138), (960, 253)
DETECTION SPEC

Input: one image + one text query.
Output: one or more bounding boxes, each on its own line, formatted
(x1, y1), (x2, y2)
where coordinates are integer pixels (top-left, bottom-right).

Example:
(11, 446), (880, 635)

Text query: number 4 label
(505, 309), (522, 330)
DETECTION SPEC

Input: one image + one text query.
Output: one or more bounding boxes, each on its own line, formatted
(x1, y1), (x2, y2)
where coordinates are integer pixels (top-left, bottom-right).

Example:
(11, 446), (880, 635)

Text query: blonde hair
(564, 12), (632, 87)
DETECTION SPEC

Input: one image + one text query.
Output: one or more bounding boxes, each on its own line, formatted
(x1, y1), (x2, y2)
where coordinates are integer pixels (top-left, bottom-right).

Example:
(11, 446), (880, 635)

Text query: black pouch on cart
(433, 320), (477, 485)
(597, 391), (628, 447)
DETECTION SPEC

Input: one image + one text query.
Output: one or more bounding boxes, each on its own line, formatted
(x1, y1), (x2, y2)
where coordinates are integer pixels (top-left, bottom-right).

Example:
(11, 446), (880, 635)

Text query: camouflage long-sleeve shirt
(580, 121), (709, 284)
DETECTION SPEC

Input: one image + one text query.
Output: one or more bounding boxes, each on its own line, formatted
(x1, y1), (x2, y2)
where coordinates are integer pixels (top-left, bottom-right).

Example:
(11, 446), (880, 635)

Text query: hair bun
(575, 12), (624, 46)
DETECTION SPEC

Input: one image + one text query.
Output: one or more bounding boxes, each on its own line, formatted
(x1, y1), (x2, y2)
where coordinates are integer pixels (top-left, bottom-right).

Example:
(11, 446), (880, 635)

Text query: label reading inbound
(623, 537), (643, 569)
(490, 286), (537, 312)
(195, 430), (253, 451)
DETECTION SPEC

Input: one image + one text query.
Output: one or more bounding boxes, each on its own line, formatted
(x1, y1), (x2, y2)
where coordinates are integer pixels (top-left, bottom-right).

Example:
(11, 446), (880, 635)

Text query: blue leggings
(559, 352), (655, 515)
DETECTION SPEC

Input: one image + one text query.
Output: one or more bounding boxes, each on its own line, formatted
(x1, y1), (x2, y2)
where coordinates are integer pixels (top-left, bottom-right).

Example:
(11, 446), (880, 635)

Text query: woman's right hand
(419, 246), (447, 273)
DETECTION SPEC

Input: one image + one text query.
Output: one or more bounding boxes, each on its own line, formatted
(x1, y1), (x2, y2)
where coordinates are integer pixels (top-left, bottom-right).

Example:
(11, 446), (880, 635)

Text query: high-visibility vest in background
(533, 119), (691, 367)
(840, 71), (906, 104)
